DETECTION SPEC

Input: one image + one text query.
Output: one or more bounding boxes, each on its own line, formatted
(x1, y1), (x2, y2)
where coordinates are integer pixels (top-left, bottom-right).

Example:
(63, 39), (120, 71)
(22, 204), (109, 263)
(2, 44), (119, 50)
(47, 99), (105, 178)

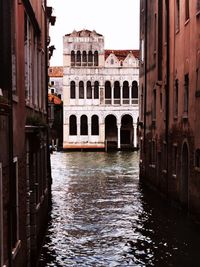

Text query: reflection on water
(39, 151), (200, 267)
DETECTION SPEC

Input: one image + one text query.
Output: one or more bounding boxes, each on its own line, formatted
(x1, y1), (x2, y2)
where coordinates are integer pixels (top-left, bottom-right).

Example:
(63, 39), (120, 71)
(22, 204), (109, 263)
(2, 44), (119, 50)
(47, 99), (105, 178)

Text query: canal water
(39, 151), (200, 267)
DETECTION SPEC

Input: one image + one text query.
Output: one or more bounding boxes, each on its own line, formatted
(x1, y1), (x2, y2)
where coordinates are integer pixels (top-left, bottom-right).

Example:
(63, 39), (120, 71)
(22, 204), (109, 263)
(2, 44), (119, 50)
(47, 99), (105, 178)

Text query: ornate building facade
(63, 29), (139, 150)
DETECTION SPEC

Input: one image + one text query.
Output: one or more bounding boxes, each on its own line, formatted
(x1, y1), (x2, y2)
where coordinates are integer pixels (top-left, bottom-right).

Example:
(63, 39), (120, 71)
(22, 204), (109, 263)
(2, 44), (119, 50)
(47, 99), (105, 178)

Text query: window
(86, 81), (92, 99)
(105, 81), (111, 98)
(132, 81), (138, 98)
(70, 81), (76, 99)
(79, 81), (84, 99)
(82, 51), (87, 66)
(111, 58), (114, 65)
(76, 51), (81, 66)
(94, 51), (98, 66)
(195, 149), (200, 168)
(71, 51), (75, 66)
(114, 81), (120, 98)
(184, 74), (189, 114)
(122, 81), (129, 99)
(80, 115), (88, 135)
(174, 79), (179, 117)
(91, 115), (99, 135)
(185, 0), (190, 21)
(69, 115), (77, 135)
(51, 81), (54, 86)
(94, 81), (99, 99)
(24, 13), (33, 102)
(88, 51), (93, 66)
(175, 0), (180, 31)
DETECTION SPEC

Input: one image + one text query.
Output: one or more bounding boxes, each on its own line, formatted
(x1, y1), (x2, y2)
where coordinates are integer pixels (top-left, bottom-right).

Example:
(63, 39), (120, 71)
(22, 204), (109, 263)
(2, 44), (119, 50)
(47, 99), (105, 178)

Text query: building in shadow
(0, 0), (55, 266)
(139, 0), (200, 218)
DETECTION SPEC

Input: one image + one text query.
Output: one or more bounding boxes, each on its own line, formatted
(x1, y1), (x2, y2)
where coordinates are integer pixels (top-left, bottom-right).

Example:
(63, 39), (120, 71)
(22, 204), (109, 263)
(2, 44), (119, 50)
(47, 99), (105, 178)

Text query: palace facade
(63, 29), (139, 150)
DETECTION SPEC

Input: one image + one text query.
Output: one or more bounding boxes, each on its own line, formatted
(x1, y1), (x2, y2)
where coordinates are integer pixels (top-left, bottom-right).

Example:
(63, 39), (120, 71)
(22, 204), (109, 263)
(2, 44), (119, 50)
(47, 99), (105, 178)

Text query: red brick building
(0, 0), (55, 266)
(139, 1), (200, 218)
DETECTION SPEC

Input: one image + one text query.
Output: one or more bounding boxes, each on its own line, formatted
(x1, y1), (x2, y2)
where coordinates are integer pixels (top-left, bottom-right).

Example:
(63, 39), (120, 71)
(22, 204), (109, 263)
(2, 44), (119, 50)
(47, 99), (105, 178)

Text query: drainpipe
(143, 0), (148, 156)
(165, 0), (170, 195)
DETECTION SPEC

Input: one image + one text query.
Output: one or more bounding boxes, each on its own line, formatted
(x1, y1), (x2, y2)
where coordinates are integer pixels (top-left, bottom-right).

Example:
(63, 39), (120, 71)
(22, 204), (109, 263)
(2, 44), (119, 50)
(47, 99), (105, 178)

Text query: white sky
(47, 0), (140, 66)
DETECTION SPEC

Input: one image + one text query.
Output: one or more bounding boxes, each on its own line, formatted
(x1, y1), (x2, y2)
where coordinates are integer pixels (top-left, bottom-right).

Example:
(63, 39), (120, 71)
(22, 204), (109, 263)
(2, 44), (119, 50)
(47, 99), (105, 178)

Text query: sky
(47, 0), (140, 66)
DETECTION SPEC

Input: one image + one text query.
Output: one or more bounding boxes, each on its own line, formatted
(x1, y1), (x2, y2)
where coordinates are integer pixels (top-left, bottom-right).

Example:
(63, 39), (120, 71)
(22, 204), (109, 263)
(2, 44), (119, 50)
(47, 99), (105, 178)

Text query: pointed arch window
(82, 51), (87, 66)
(69, 115), (77, 135)
(132, 81), (138, 98)
(80, 115), (88, 135)
(88, 51), (93, 66)
(123, 81), (129, 98)
(70, 81), (76, 99)
(105, 81), (111, 98)
(94, 81), (99, 99)
(87, 81), (92, 99)
(71, 51), (75, 66)
(114, 81), (120, 98)
(76, 50), (81, 66)
(91, 115), (99, 135)
(79, 81), (84, 99)
(94, 51), (98, 66)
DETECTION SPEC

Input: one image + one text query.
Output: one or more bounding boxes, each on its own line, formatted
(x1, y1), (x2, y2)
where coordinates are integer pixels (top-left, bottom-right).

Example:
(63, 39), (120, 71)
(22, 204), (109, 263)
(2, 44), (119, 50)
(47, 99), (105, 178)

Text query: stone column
(111, 86), (114, 105)
(129, 85), (132, 105)
(133, 123), (137, 148)
(77, 116), (80, 143)
(120, 86), (123, 105)
(88, 116), (91, 143)
(117, 123), (121, 149)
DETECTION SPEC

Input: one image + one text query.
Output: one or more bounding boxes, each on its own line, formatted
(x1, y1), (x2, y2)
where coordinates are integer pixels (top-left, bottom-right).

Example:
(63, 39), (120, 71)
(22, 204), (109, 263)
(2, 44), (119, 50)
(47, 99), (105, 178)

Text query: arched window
(69, 115), (77, 135)
(76, 50), (81, 66)
(82, 51), (87, 66)
(80, 115), (88, 135)
(71, 51), (75, 66)
(105, 81), (111, 98)
(70, 81), (76, 99)
(88, 51), (93, 66)
(132, 81), (138, 98)
(94, 81), (99, 99)
(195, 149), (200, 168)
(114, 81), (120, 98)
(94, 51), (98, 66)
(123, 81), (129, 98)
(91, 115), (99, 135)
(79, 81), (84, 99)
(87, 81), (92, 99)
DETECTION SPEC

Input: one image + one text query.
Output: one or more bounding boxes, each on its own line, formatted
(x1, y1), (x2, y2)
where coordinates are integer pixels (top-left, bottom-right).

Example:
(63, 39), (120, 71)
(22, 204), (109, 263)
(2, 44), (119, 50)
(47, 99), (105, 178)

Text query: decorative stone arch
(180, 140), (189, 208)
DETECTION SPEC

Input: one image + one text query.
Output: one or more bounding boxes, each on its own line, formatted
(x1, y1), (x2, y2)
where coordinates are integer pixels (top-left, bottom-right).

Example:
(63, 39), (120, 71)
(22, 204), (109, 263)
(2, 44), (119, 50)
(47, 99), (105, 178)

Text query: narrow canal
(39, 151), (199, 267)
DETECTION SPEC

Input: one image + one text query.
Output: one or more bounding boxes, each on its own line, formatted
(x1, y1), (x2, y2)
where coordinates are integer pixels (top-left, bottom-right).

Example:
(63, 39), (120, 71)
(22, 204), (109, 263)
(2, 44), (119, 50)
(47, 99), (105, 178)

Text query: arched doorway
(105, 115), (117, 149)
(121, 115), (133, 149)
(180, 142), (189, 208)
